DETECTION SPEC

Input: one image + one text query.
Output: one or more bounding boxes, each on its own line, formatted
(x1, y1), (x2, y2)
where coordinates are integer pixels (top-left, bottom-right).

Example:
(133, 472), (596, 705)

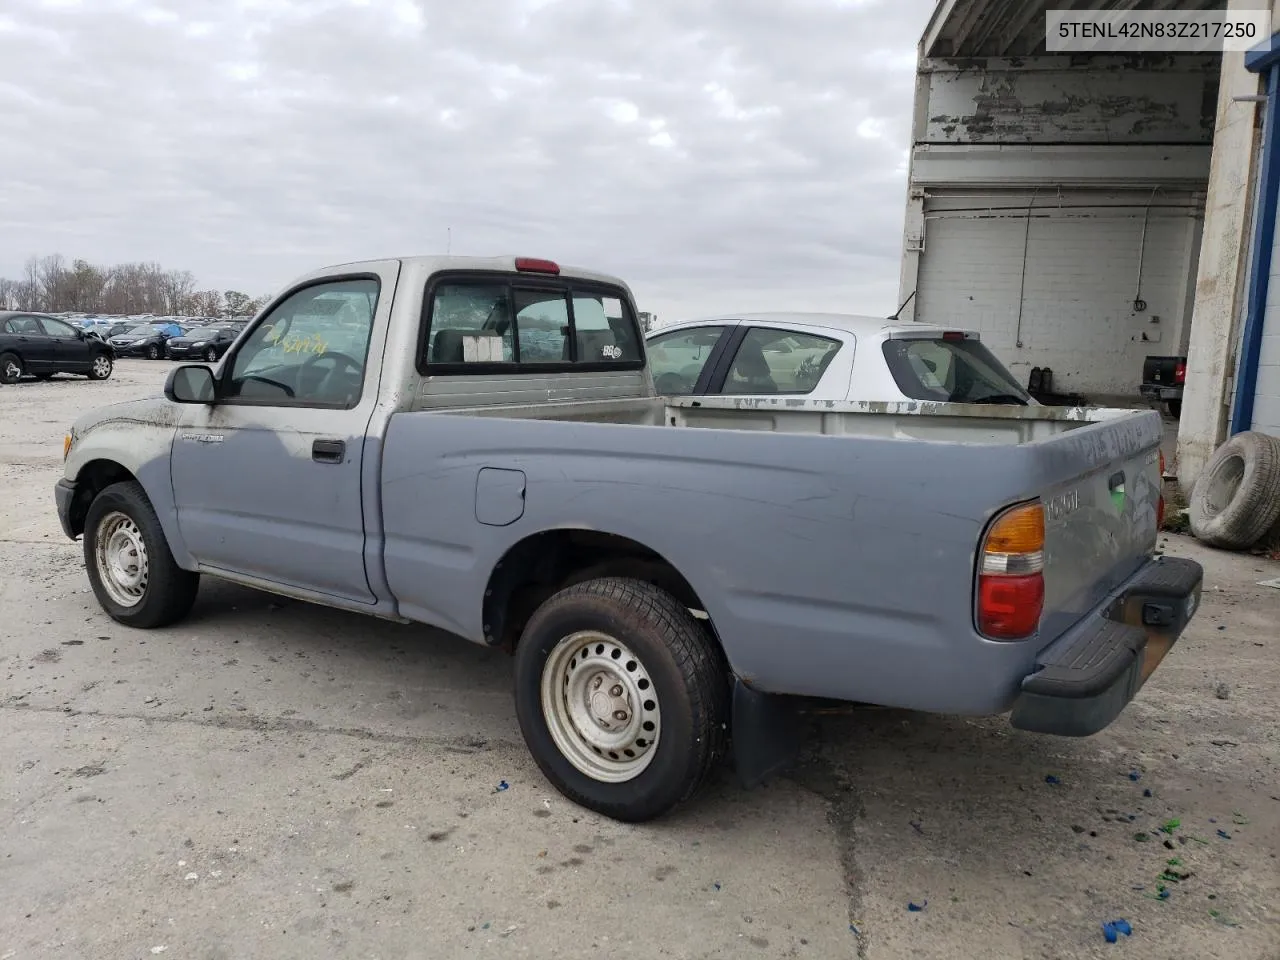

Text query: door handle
(312, 439), (346, 464)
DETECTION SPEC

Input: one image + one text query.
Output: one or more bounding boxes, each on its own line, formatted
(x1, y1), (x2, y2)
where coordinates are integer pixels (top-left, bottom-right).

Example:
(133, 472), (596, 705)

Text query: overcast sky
(0, 0), (931, 320)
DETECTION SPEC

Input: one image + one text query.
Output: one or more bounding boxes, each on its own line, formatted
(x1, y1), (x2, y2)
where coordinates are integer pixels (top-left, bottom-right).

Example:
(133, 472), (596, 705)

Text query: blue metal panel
(1245, 31), (1280, 74)
(1232, 61), (1280, 433)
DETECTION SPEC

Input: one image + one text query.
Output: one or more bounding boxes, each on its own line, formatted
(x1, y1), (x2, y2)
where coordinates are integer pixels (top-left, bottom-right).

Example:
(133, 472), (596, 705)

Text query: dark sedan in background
(164, 323), (241, 362)
(0, 311), (115, 383)
(108, 323), (179, 359)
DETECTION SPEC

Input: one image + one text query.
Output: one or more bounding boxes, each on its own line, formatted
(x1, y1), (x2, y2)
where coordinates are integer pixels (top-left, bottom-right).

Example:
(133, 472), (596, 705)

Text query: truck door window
(223, 277), (379, 408)
(647, 327), (725, 394)
(720, 328), (840, 395)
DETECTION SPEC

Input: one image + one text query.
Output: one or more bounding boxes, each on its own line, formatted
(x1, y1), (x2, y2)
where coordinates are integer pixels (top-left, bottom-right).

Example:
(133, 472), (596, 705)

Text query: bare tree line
(0, 254), (269, 318)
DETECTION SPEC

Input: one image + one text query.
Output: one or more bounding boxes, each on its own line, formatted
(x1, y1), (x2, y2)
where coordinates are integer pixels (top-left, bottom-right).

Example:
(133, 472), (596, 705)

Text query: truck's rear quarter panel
(379, 405), (1165, 715)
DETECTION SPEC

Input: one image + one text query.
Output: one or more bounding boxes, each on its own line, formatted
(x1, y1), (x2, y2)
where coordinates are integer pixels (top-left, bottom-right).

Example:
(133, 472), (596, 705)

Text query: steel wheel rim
(95, 511), (149, 607)
(540, 630), (661, 782)
(205, 349), (217, 362)
(92, 356), (111, 378)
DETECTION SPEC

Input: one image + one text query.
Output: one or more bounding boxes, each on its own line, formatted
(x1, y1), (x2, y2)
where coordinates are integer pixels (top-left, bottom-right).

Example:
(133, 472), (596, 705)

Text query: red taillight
(1174, 361), (1186, 385)
(515, 257), (560, 275)
(942, 331), (966, 341)
(978, 574), (1046, 639)
(977, 501), (1045, 640)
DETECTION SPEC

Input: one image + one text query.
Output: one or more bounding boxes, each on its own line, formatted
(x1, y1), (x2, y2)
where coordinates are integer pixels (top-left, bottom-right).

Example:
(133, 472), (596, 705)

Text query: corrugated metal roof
(921, 0), (1228, 59)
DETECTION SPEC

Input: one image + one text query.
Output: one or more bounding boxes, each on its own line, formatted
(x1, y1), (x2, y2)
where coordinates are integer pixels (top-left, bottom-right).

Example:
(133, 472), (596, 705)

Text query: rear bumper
(1140, 383), (1183, 402)
(1010, 556), (1203, 736)
(54, 477), (78, 540)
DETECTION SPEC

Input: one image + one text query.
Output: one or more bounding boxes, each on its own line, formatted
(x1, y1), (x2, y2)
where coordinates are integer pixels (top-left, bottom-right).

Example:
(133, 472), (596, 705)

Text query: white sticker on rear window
(462, 334), (505, 363)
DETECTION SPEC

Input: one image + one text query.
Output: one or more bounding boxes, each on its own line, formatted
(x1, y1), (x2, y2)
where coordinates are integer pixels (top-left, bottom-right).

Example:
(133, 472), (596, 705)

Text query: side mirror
(165, 364), (217, 404)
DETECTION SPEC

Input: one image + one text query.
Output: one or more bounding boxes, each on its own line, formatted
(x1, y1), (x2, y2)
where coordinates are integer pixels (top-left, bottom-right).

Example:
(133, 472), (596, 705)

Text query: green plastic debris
(1160, 818), (1181, 834)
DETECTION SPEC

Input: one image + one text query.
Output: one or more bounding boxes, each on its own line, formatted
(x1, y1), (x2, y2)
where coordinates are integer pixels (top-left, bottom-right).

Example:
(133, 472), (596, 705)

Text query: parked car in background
(646, 313), (1033, 405)
(0, 311), (115, 383)
(1140, 355), (1185, 419)
(108, 323), (177, 360)
(165, 323), (241, 362)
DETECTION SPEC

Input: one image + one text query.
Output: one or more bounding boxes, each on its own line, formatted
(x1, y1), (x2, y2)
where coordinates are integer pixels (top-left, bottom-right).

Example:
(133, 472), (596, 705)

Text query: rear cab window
(421, 274), (643, 372)
(881, 335), (1030, 405)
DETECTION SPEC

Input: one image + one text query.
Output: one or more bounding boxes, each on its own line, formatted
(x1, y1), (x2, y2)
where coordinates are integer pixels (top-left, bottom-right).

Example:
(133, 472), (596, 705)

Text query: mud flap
(731, 678), (806, 788)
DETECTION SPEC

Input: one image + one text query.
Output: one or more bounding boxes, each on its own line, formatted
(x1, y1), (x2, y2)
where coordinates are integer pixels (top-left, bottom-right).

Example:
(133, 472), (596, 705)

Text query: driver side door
(170, 265), (399, 604)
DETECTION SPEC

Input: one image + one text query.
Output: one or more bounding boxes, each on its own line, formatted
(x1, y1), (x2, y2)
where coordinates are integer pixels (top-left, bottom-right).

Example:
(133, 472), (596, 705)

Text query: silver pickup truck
(55, 255), (1203, 822)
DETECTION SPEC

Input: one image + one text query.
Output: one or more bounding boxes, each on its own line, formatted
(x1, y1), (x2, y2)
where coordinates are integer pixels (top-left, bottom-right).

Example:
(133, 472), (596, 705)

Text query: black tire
(513, 577), (729, 822)
(1167, 399), (1182, 419)
(87, 353), (113, 380)
(1189, 431), (1280, 550)
(0, 351), (23, 384)
(84, 480), (200, 628)
(146, 344), (159, 360)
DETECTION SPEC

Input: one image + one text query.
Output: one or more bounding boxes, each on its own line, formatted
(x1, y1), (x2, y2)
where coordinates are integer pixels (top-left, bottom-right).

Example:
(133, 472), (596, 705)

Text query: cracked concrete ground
(1, 362), (1277, 959)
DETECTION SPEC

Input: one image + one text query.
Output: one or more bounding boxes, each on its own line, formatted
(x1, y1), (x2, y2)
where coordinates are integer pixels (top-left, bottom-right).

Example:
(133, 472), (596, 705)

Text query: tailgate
(1036, 412), (1163, 640)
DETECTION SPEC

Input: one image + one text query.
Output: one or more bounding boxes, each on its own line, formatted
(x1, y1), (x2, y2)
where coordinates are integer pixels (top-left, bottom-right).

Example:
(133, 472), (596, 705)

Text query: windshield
(125, 325), (156, 337)
(881, 337), (1029, 405)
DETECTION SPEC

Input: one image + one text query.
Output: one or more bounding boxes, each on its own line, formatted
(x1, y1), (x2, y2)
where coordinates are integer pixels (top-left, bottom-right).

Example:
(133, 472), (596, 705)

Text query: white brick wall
(914, 190), (1203, 396)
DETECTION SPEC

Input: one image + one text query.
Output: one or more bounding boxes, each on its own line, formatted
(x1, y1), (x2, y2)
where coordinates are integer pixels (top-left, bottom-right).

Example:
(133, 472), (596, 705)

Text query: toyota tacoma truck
(54, 255), (1203, 822)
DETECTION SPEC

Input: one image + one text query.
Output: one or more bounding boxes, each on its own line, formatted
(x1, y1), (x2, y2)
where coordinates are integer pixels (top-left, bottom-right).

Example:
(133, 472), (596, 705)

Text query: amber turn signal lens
(983, 502), (1044, 555)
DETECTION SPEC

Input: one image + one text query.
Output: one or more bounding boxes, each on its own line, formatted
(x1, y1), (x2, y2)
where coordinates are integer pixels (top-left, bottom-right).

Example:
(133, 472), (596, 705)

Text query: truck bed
(437, 393), (1135, 444)
(381, 395), (1164, 714)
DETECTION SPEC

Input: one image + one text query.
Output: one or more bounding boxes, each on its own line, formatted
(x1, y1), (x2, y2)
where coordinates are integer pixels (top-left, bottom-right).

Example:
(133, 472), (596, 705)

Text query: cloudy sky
(1, 0), (932, 320)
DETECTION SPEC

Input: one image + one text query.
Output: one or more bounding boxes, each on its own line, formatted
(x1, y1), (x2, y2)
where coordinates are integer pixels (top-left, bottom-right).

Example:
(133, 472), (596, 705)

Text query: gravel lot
(1, 360), (1277, 959)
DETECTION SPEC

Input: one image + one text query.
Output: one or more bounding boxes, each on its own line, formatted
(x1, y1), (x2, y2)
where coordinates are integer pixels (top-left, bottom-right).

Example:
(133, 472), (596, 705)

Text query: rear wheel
(146, 344), (159, 360)
(88, 353), (113, 380)
(514, 577), (729, 822)
(1167, 399), (1182, 419)
(84, 481), (199, 627)
(0, 352), (23, 384)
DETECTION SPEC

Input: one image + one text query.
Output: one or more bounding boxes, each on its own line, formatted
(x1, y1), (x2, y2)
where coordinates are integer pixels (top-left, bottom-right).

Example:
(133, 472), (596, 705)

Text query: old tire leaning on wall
(1189, 431), (1280, 550)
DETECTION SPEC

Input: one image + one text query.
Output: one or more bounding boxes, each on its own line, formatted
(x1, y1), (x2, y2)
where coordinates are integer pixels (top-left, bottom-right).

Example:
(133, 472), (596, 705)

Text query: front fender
(62, 401), (192, 568)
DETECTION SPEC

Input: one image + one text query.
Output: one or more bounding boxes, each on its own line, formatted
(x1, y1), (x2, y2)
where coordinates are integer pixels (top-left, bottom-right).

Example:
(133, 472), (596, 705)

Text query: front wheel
(204, 347), (219, 363)
(513, 577), (729, 822)
(84, 481), (199, 627)
(88, 353), (113, 380)
(146, 344), (160, 360)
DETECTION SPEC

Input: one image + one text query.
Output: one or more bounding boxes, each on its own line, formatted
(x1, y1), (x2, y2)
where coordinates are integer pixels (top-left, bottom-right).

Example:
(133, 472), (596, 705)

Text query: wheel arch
(481, 528), (728, 658)
(66, 459), (139, 537)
